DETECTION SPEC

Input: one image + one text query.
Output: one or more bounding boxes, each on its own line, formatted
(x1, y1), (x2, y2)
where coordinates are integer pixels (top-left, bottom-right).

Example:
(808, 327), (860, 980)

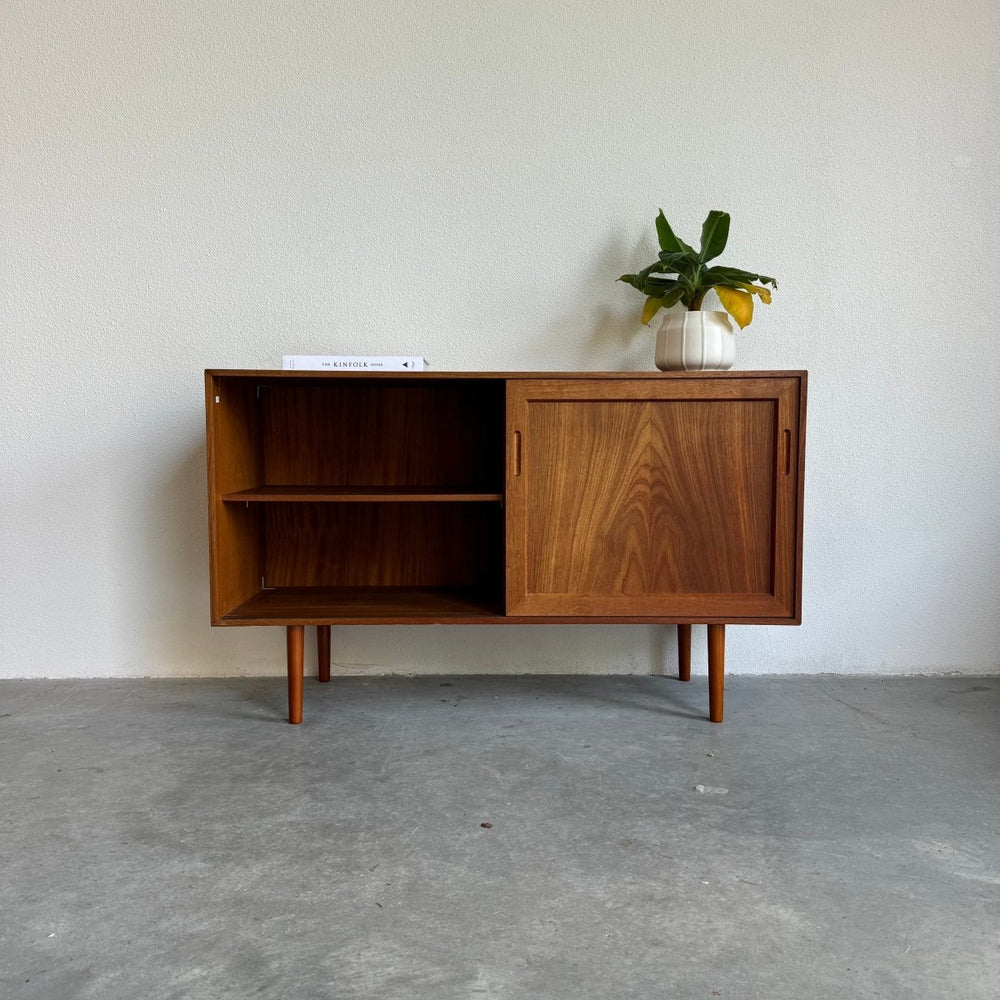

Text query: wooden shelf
(220, 586), (505, 624)
(222, 486), (503, 503)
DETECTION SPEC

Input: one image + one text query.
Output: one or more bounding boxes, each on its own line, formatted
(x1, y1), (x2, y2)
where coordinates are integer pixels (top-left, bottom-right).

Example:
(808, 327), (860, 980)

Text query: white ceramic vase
(655, 309), (736, 371)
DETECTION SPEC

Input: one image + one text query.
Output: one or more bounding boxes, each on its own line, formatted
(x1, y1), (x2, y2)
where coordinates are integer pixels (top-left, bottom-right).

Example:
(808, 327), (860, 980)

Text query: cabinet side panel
(777, 374), (806, 623)
(206, 376), (262, 620)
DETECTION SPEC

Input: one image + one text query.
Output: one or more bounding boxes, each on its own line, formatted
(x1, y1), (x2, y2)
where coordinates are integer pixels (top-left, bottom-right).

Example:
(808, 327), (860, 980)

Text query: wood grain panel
(223, 486), (502, 502)
(507, 377), (803, 619)
(223, 586), (504, 622)
(524, 399), (774, 595)
(218, 590), (792, 626)
(259, 381), (504, 490)
(207, 370), (806, 382)
(205, 374), (263, 620)
(262, 502), (504, 590)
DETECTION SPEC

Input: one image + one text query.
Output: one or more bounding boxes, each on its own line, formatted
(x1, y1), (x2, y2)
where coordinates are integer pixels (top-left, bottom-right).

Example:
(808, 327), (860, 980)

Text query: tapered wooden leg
(677, 624), (692, 682)
(707, 624), (725, 723)
(317, 625), (331, 683)
(286, 625), (304, 725)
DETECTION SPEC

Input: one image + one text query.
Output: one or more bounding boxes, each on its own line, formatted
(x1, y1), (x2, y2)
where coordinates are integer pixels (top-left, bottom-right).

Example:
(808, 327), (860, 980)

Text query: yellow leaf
(715, 286), (754, 328)
(641, 296), (665, 325)
(741, 283), (772, 304)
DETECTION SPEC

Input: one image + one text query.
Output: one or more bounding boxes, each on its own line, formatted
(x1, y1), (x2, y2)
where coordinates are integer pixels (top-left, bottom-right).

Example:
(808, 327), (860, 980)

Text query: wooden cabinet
(206, 370), (806, 724)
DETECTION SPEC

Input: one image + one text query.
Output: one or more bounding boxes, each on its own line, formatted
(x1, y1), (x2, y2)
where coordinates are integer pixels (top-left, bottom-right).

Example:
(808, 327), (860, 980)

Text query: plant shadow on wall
(566, 230), (653, 370)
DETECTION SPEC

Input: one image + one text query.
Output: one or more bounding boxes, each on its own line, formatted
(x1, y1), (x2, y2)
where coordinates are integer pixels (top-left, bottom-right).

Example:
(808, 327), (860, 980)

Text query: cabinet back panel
(262, 502), (503, 590)
(259, 383), (504, 489)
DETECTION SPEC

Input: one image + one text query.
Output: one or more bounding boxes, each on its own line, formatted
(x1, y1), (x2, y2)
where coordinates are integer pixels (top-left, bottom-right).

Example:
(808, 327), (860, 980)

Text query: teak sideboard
(205, 370), (806, 724)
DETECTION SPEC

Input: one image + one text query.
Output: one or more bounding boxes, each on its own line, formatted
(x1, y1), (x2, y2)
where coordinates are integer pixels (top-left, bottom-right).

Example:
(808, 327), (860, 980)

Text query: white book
(282, 355), (428, 372)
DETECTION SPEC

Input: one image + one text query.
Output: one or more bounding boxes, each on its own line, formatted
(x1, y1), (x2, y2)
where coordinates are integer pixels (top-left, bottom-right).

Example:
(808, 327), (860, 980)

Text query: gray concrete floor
(1, 674), (998, 1000)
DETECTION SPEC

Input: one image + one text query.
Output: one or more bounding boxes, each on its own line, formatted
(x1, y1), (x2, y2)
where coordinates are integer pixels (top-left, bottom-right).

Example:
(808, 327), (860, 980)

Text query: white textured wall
(3, 0), (998, 678)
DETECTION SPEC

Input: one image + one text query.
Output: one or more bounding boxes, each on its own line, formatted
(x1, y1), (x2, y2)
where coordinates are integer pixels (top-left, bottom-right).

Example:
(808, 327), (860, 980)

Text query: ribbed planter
(655, 310), (736, 371)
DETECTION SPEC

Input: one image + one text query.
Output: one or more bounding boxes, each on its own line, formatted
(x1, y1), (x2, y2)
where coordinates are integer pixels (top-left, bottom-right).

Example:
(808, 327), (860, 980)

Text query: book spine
(282, 356), (427, 371)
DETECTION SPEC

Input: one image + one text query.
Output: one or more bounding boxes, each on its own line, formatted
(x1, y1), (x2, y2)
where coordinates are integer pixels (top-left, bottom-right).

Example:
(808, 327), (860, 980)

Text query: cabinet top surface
(206, 369), (807, 380)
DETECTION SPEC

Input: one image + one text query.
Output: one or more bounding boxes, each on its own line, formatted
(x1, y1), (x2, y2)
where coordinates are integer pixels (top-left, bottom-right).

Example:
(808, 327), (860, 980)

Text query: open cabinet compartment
(206, 373), (507, 623)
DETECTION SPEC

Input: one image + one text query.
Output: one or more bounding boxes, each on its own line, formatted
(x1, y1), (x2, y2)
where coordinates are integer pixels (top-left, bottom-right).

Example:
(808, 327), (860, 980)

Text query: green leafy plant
(618, 210), (777, 329)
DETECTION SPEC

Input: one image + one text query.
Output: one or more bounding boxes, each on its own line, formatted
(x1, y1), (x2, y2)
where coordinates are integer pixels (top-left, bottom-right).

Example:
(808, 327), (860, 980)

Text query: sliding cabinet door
(505, 376), (804, 622)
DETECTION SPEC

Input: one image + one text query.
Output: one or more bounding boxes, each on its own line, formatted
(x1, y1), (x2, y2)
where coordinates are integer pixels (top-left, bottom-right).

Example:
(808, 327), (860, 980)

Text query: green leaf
(661, 286), (685, 309)
(657, 253), (701, 285)
(655, 210), (694, 255)
(641, 275), (679, 294)
(656, 250), (694, 272)
(709, 266), (777, 287)
(637, 261), (666, 283)
(625, 209), (777, 323)
(699, 211), (730, 262)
